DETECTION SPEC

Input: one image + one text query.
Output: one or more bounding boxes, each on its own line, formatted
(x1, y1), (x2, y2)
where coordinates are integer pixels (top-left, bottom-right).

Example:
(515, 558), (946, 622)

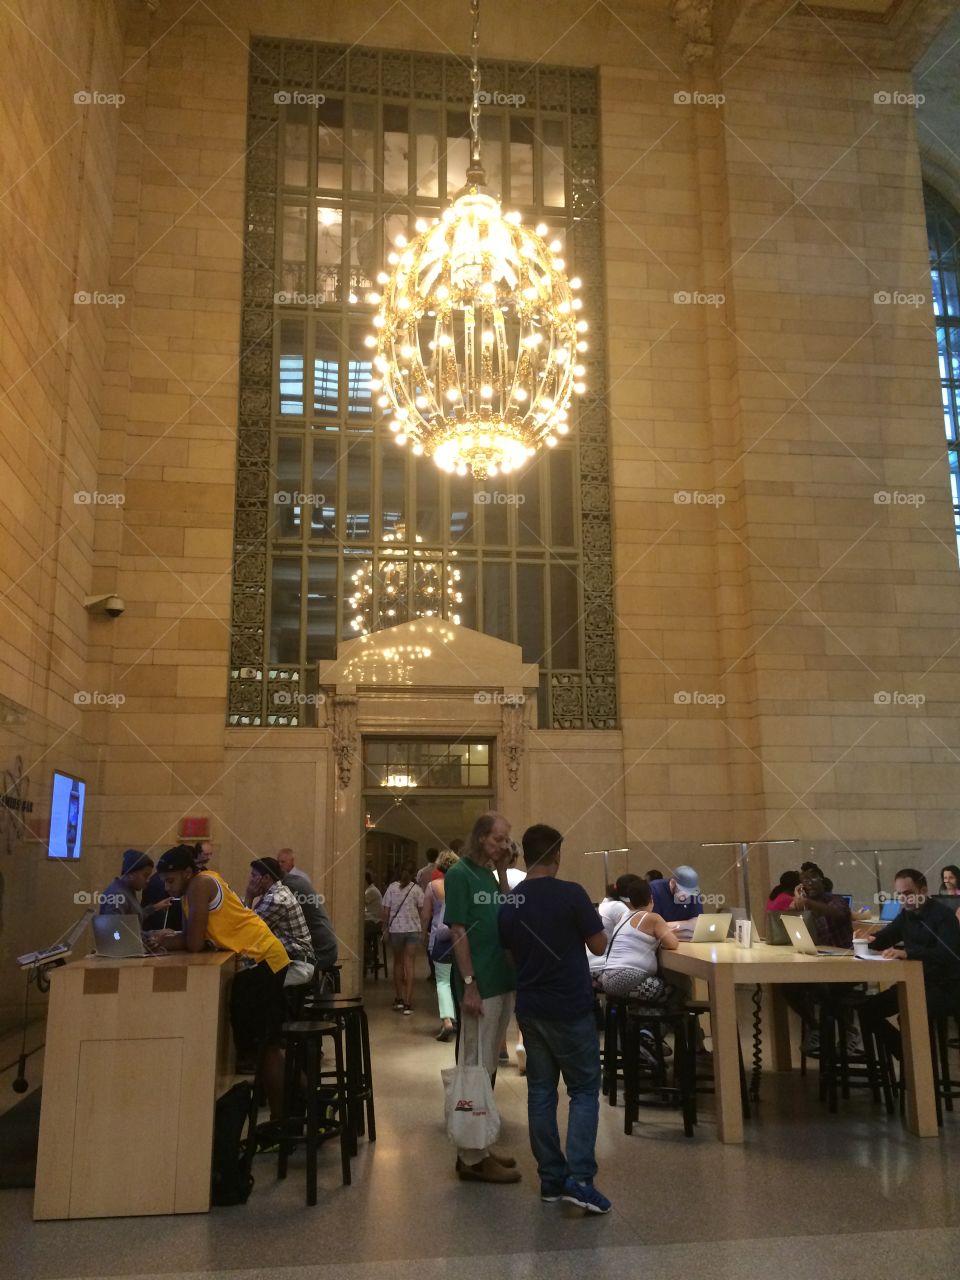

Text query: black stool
(278, 1019), (352, 1203)
(301, 993), (376, 1148)
(364, 928), (388, 980)
(622, 1004), (698, 1137)
(601, 995), (627, 1106)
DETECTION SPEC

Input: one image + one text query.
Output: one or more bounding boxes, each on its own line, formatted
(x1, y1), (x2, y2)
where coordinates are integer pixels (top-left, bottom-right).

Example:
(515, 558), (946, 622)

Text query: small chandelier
(347, 526), (463, 635)
(368, 0), (588, 479)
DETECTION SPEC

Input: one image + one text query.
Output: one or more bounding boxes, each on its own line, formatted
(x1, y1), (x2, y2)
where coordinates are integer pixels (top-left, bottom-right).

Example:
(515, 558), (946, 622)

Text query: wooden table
(34, 951), (235, 1219)
(661, 941), (937, 1143)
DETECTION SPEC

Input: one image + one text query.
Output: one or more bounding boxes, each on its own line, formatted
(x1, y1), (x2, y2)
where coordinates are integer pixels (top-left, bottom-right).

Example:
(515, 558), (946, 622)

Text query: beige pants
(457, 990), (515, 1165)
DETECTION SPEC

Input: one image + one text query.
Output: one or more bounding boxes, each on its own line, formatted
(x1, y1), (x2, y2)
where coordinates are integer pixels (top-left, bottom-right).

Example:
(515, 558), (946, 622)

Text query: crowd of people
(96, 842), (338, 1127)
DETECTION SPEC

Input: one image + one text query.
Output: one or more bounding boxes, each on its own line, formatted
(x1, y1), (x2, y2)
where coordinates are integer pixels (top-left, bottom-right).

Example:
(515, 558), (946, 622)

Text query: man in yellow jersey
(156, 844), (289, 1117)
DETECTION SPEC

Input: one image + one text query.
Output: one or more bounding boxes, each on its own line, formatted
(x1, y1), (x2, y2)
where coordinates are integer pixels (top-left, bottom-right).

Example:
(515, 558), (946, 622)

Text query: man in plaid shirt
(245, 857), (316, 968)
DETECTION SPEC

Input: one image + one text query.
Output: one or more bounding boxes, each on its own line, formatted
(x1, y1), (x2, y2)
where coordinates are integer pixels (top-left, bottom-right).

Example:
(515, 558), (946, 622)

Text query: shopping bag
(441, 1056), (500, 1149)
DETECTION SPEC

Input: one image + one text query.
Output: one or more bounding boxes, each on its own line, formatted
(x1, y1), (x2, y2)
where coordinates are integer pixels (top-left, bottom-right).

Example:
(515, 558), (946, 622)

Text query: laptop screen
(879, 900), (900, 922)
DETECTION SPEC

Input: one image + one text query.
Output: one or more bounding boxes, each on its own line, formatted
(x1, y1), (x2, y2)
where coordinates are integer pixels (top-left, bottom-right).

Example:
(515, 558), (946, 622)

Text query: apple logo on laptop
(113, 931), (121, 942)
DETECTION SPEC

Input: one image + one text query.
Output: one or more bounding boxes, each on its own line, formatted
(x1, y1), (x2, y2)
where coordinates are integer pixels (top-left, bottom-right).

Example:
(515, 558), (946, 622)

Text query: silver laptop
(92, 914), (150, 958)
(689, 913), (733, 943)
(784, 915), (851, 958)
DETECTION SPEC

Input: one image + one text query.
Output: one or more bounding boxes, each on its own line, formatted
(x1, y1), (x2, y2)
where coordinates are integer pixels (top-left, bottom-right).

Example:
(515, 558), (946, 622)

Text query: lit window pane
(483, 561), (511, 641)
(454, 560), (476, 629)
(517, 563), (544, 665)
(317, 98), (344, 189)
(281, 205), (307, 297)
(446, 111), (470, 195)
(415, 456), (441, 542)
(415, 108), (440, 196)
(348, 323), (373, 418)
(482, 484), (509, 545)
(270, 560), (301, 663)
(383, 104), (409, 195)
(550, 562), (580, 667)
(517, 459), (542, 546)
(381, 447), (406, 538)
(306, 558), (337, 661)
(279, 319), (305, 416)
(315, 206), (342, 302)
(449, 472), (474, 542)
(542, 118), (566, 207)
(480, 114), (502, 199)
(310, 436), (338, 539)
(347, 210), (376, 298)
(509, 117), (534, 204)
(550, 450), (575, 546)
(349, 100), (375, 192)
(345, 439), (372, 539)
(274, 437), (303, 537)
(284, 105), (309, 186)
(313, 322), (340, 418)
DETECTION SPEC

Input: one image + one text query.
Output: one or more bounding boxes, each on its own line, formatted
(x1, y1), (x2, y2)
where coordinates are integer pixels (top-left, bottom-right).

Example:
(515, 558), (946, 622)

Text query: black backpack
(211, 1082), (255, 1206)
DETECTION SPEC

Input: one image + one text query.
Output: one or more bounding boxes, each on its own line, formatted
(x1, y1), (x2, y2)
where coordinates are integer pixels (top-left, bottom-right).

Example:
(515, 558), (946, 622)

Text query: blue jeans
(518, 1012), (601, 1188)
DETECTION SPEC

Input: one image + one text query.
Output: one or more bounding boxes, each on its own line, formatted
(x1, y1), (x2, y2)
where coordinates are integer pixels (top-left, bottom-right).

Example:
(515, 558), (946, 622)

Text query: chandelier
(347, 527), (463, 635)
(368, 0), (587, 479)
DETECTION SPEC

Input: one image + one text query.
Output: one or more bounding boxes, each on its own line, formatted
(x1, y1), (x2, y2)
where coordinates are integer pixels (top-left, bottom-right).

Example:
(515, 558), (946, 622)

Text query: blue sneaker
(562, 1177), (612, 1214)
(540, 1183), (564, 1202)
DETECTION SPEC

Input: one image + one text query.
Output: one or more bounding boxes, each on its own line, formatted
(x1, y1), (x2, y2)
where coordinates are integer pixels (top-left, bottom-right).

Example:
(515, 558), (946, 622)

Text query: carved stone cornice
(672, 0), (715, 64)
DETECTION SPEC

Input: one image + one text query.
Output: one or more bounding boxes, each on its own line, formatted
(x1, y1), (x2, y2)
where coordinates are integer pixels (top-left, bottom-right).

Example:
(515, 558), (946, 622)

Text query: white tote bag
(441, 1045), (500, 1150)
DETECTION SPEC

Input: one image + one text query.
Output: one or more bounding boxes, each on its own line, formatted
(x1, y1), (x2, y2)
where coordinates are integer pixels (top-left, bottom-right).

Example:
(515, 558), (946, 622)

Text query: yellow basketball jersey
(186, 870), (288, 972)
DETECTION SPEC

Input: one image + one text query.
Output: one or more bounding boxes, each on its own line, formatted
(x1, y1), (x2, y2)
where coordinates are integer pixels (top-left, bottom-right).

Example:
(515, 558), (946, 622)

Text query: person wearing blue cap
(98, 849), (168, 919)
(649, 865), (704, 923)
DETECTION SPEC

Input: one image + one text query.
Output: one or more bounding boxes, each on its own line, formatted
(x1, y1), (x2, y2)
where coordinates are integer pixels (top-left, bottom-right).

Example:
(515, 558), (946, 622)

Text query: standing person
(155, 845), (289, 1119)
(244, 857), (316, 985)
(443, 811), (519, 1184)
(382, 865), (424, 1015)
(498, 824), (611, 1213)
(416, 848), (440, 892)
(275, 847), (338, 973)
(938, 865), (960, 895)
(364, 870), (383, 939)
(421, 849), (459, 1041)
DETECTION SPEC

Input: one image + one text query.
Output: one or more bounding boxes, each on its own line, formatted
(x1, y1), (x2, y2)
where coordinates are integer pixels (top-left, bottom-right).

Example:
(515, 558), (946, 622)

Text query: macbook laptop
(766, 911), (792, 945)
(92, 914), (150, 959)
(784, 915), (851, 957)
(878, 899), (900, 923)
(688, 913), (733, 943)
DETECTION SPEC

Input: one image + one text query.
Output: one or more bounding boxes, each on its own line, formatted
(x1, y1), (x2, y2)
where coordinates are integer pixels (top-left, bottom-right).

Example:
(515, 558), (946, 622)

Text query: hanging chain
(468, 0), (483, 174)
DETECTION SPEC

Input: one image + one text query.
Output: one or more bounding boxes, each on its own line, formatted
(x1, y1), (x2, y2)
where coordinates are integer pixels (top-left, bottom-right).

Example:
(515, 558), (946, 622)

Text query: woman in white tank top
(599, 879), (680, 1002)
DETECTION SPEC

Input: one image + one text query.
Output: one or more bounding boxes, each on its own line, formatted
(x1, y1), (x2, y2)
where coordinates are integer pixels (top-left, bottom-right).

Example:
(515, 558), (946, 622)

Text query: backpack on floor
(211, 1081), (255, 1206)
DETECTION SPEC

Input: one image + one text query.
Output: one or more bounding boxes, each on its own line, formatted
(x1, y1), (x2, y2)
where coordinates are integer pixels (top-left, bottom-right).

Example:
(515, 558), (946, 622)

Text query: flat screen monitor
(838, 894), (853, 908)
(48, 771), (86, 860)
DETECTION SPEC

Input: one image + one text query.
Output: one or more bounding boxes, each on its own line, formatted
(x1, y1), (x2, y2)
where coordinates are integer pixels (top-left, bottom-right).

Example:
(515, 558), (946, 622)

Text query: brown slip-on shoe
(488, 1149), (518, 1168)
(456, 1156), (521, 1184)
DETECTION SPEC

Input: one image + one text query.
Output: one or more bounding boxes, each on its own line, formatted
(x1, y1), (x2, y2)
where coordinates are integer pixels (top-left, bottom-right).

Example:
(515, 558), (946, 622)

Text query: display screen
(48, 771), (86, 860)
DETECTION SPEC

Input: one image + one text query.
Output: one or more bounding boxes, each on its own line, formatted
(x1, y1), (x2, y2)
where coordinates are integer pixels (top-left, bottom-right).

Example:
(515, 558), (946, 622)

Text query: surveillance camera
(84, 593), (125, 618)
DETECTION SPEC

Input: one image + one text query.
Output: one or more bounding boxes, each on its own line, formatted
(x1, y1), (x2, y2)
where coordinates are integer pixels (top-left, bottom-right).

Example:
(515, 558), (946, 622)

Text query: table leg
(769, 986), (793, 1071)
(897, 968), (938, 1138)
(708, 967), (743, 1143)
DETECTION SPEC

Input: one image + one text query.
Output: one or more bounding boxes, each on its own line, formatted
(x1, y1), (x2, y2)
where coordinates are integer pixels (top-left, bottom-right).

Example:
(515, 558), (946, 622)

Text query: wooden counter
(34, 950), (235, 1220)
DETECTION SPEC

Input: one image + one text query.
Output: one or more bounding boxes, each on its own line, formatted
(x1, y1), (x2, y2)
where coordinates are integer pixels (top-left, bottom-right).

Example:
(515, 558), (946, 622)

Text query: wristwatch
(463, 975), (475, 986)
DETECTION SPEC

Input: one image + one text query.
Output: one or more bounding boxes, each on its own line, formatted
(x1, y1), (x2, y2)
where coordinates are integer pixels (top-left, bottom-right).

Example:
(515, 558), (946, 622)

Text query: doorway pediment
(317, 621), (538, 692)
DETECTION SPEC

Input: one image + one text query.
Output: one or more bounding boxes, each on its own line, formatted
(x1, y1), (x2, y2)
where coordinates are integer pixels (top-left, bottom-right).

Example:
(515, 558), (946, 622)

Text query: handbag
(441, 1039), (500, 1151)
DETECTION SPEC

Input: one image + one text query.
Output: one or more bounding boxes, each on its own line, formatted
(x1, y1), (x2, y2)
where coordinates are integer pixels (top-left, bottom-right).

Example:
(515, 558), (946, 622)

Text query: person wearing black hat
(98, 849), (165, 919)
(156, 844), (289, 1118)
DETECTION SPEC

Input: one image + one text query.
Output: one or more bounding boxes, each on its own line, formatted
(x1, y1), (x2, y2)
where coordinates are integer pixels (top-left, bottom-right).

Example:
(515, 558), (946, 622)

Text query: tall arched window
(230, 41), (617, 730)
(926, 183), (960, 557)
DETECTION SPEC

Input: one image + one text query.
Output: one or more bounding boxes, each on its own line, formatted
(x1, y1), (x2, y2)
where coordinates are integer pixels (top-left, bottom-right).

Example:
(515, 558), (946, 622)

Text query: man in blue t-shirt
(650, 864), (704, 922)
(498, 824), (611, 1215)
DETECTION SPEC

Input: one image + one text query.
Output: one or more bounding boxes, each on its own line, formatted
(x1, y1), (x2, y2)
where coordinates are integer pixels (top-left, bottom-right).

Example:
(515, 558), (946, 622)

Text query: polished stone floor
(5, 964), (960, 1280)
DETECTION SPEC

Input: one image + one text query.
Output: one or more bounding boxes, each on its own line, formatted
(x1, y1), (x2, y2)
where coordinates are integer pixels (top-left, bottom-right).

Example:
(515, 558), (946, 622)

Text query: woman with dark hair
(598, 878), (679, 1002)
(767, 870), (801, 912)
(939, 865), (960, 895)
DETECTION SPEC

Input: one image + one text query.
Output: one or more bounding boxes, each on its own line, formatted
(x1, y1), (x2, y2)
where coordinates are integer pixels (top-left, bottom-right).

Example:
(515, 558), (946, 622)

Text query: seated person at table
(589, 875), (642, 974)
(245, 857), (316, 988)
(277, 847), (339, 973)
(787, 870), (853, 948)
(650, 864), (704, 923)
(860, 868), (960, 1054)
(766, 870), (801, 913)
(598, 878), (680, 1002)
(156, 844), (289, 1118)
(99, 849), (166, 919)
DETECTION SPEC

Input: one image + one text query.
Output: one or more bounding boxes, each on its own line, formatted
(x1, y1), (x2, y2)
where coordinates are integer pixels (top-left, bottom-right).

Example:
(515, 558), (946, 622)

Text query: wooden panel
(69, 1038), (183, 1218)
(83, 969), (119, 995)
(153, 967), (188, 993)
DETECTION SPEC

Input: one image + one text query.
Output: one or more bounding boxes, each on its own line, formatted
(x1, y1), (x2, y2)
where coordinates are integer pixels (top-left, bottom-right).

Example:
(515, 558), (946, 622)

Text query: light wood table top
(663, 941), (906, 984)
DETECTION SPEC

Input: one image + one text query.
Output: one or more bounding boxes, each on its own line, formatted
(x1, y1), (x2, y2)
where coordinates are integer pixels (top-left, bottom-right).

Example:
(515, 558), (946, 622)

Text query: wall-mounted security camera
(84, 594), (125, 618)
